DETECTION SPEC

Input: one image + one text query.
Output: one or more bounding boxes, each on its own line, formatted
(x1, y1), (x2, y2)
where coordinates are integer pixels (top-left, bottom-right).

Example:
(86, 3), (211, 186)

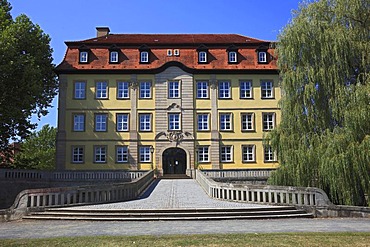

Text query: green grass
(1, 232), (370, 247)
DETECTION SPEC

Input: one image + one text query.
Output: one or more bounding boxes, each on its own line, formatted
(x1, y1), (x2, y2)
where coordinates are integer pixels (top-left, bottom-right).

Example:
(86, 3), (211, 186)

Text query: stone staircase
(23, 206), (313, 221)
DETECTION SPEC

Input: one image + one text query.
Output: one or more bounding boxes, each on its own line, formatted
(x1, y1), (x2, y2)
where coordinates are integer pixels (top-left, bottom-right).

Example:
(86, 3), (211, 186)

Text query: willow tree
(268, 0), (370, 206)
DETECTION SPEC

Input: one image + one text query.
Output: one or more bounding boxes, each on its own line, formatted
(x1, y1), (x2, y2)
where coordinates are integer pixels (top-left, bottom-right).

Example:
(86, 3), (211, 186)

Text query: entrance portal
(162, 148), (186, 174)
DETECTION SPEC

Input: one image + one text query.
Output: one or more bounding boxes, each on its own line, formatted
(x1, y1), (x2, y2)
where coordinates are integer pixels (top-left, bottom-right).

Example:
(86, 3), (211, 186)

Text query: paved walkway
(68, 179), (270, 210)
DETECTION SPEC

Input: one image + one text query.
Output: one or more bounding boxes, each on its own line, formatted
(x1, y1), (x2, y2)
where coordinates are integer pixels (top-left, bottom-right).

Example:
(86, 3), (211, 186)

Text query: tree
(13, 125), (56, 170)
(268, 0), (370, 206)
(0, 0), (57, 163)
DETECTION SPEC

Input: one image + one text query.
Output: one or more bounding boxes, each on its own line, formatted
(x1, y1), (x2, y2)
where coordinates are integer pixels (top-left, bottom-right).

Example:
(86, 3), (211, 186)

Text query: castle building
(55, 27), (280, 176)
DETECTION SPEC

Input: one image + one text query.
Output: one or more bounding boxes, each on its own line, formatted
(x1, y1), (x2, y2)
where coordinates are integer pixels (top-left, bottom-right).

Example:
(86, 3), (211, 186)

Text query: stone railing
(0, 169), (147, 181)
(201, 169), (274, 178)
(196, 170), (370, 217)
(0, 170), (155, 221)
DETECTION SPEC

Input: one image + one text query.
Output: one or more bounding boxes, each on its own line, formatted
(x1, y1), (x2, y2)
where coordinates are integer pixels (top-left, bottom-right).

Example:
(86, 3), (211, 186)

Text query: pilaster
(56, 75), (67, 171)
(210, 74), (220, 169)
(129, 74), (138, 170)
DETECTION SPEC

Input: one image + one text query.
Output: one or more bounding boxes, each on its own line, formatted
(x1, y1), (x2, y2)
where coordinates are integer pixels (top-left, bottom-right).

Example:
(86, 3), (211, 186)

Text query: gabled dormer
(227, 45), (239, 64)
(109, 44), (120, 64)
(78, 45), (90, 64)
(256, 45), (269, 64)
(197, 44), (209, 64)
(139, 44), (150, 63)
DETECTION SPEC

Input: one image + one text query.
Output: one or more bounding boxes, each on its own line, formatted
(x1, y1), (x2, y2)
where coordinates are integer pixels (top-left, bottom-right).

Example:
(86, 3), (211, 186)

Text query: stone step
(23, 206), (313, 221)
(160, 174), (191, 179)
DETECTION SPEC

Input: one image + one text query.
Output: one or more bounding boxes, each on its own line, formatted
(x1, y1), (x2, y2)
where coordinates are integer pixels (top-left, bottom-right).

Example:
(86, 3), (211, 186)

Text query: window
(197, 146), (209, 162)
(116, 146), (128, 163)
(140, 51), (149, 63)
(139, 82), (151, 98)
(258, 51), (267, 63)
(72, 146), (84, 163)
(197, 81), (208, 98)
(117, 81), (129, 99)
(94, 146), (107, 163)
(220, 146), (233, 162)
(96, 81), (108, 99)
(219, 81), (231, 99)
(167, 49), (172, 56)
(264, 145), (276, 162)
(241, 113), (254, 131)
(139, 146), (151, 162)
(220, 113), (232, 131)
(197, 114), (209, 131)
(261, 81), (273, 98)
(240, 81), (252, 99)
(168, 113), (181, 130)
(139, 113), (151, 131)
(174, 49), (180, 56)
(110, 51), (119, 63)
(228, 51), (237, 63)
(116, 113), (129, 132)
(73, 114), (85, 132)
(74, 81), (86, 99)
(95, 114), (107, 132)
(79, 51), (88, 63)
(198, 51), (207, 63)
(242, 145), (255, 162)
(263, 113), (275, 131)
(168, 81), (180, 98)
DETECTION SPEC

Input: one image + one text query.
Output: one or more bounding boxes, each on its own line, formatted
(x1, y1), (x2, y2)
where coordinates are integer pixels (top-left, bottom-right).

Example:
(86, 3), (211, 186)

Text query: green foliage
(268, 0), (370, 206)
(0, 0), (57, 162)
(13, 125), (57, 170)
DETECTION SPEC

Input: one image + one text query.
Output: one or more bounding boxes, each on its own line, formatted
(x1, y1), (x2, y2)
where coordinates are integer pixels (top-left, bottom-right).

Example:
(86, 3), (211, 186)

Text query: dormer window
(228, 51), (237, 63)
(197, 44), (209, 64)
(110, 51), (119, 63)
(140, 51), (149, 63)
(199, 51), (207, 63)
(256, 45), (269, 64)
(78, 45), (90, 64)
(258, 51), (267, 63)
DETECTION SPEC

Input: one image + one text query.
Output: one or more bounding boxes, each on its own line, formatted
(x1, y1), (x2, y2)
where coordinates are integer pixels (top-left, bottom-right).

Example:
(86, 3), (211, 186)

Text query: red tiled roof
(67, 34), (269, 46)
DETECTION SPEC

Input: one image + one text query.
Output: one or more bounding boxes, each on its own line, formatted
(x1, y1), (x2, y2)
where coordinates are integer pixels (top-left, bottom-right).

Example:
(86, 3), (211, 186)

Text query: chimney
(96, 27), (110, 38)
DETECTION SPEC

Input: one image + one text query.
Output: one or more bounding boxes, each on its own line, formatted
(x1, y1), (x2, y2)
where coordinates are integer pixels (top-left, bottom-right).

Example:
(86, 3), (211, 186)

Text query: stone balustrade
(201, 169), (274, 178)
(0, 170), (155, 221)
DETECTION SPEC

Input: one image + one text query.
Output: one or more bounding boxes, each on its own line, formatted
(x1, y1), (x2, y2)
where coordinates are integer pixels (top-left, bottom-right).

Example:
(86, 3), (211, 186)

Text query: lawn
(1, 232), (370, 247)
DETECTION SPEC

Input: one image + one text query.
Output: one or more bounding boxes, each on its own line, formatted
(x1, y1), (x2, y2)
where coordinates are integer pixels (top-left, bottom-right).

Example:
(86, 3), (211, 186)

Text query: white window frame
(263, 112), (275, 131)
(198, 51), (207, 63)
(117, 81), (129, 99)
(79, 51), (88, 63)
(220, 113), (232, 131)
(116, 146), (128, 163)
(72, 146), (84, 163)
(228, 51), (237, 63)
(139, 113), (151, 131)
(94, 146), (107, 163)
(218, 81), (231, 99)
(139, 146), (151, 163)
(74, 81), (86, 99)
(261, 81), (274, 99)
(258, 51), (267, 63)
(220, 146), (233, 162)
(264, 145), (276, 162)
(73, 114), (85, 132)
(198, 146), (209, 163)
(139, 82), (151, 99)
(241, 113), (254, 131)
(110, 51), (119, 63)
(197, 114), (209, 131)
(95, 114), (107, 132)
(240, 81), (252, 99)
(96, 81), (108, 99)
(242, 145), (255, 162)
(196, 81), (209, 98)
(140, 51), (149, 63)
(168, 113), (181, 131)
(116, 113), (129, 132)
(168, 81), (180, 98)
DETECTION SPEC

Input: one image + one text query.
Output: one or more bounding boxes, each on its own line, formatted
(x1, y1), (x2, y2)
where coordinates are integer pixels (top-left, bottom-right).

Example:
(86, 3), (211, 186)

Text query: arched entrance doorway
(162, 148), (186, 174)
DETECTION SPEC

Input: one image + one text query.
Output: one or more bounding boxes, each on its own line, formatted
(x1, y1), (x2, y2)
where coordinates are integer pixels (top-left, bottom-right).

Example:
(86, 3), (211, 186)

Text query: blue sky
(9, 0), (302, 130)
